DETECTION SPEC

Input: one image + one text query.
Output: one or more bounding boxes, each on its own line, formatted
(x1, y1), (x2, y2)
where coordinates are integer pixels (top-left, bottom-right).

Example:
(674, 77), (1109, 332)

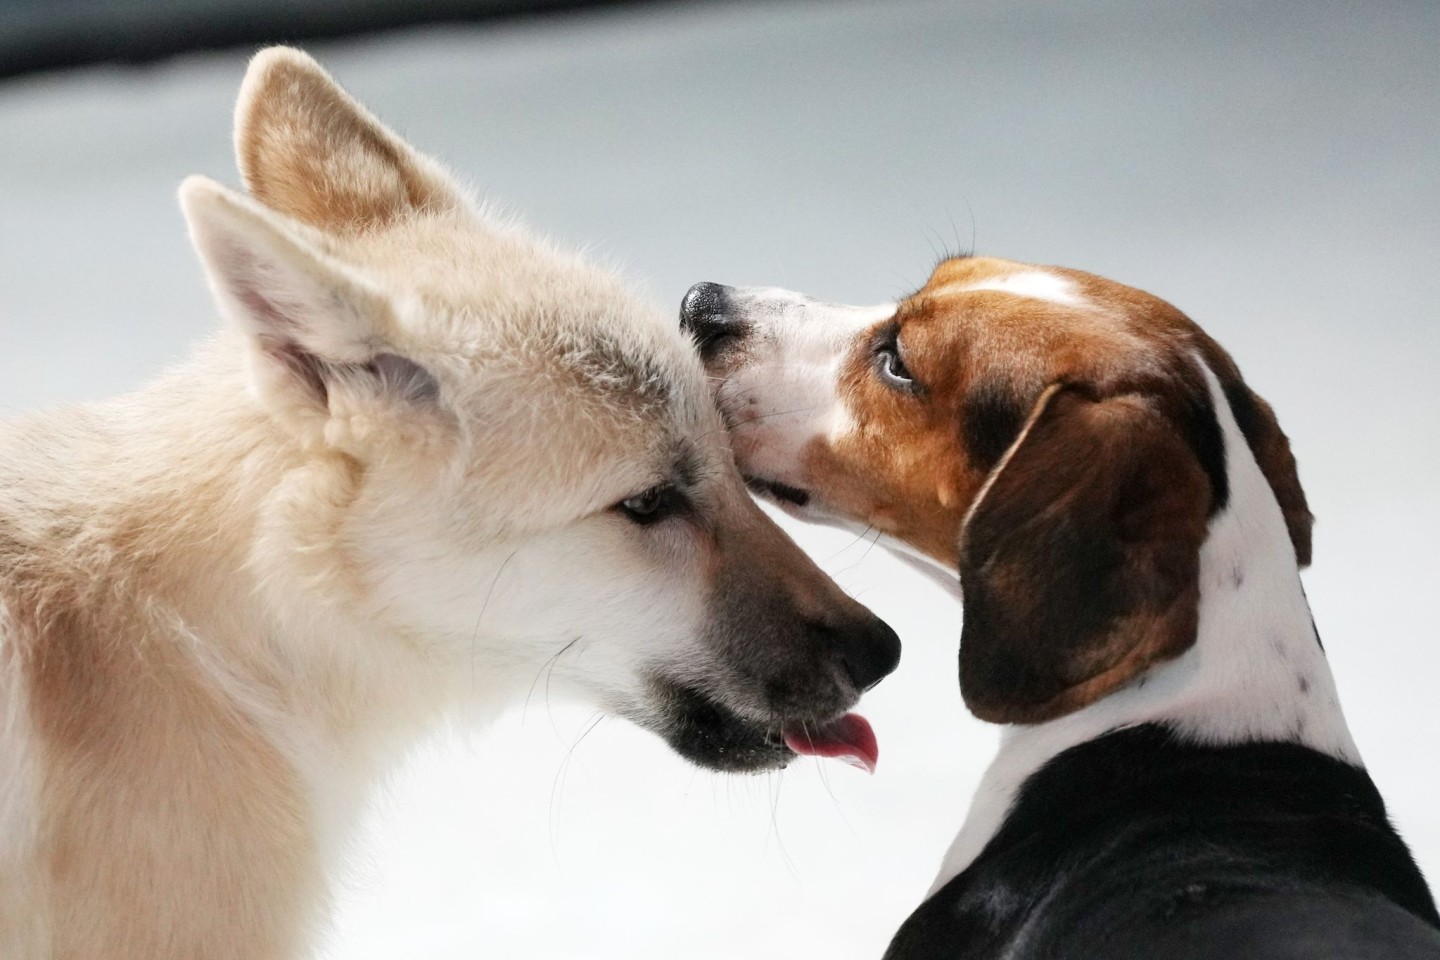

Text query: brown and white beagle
(681, 258), (1440, 959)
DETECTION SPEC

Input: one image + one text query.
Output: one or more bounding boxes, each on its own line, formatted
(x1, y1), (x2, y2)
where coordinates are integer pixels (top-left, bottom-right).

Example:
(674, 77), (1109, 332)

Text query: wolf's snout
(680, 281), (748, 358)
(824, 614), (902, 692)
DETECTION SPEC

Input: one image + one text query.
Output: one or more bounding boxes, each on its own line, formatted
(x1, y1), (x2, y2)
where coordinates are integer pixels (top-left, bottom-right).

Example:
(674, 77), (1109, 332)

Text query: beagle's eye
(616, 483), (685, 525)
(874, 329), (919, 392)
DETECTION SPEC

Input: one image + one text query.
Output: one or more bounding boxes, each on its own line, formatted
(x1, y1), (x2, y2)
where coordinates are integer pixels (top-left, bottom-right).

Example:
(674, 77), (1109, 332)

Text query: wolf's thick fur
(0, 49), (896, 959)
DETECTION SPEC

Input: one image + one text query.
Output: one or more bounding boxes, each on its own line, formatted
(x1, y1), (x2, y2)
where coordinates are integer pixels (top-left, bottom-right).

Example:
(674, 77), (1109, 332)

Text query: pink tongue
(782, 713), (879, 774)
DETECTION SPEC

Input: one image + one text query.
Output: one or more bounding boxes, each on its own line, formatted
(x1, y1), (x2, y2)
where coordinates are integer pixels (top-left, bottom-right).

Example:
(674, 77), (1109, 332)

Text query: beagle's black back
(885, 724), (1440, 960)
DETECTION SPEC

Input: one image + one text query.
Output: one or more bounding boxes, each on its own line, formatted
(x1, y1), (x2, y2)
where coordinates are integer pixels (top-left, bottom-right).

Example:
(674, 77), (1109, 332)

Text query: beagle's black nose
(680, 282), (748, 359)
(834, 616), (903, 693)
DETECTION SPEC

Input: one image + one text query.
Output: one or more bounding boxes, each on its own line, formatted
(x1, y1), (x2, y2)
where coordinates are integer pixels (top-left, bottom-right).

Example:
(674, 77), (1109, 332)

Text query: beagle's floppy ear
(958, 385), (1213, 724)
(234, 47), (466, 232)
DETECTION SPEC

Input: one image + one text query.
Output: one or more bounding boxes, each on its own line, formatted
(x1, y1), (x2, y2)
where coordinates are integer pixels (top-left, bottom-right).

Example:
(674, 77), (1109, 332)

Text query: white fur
(711, 288), (894, 509)
(928, 360), (1359, 892)
(932, 270), (1085, 307)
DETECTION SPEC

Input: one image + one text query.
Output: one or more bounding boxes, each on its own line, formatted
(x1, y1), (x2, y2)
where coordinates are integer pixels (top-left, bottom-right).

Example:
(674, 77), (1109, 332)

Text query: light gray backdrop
(2, 1), (1436, 957)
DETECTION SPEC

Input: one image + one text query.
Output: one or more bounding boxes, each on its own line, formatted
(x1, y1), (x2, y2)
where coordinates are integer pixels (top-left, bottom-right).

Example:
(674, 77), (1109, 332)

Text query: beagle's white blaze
(714, 290), (894, 492)
(934, 271), (1085, 307)
(927, 358), (1359, 895)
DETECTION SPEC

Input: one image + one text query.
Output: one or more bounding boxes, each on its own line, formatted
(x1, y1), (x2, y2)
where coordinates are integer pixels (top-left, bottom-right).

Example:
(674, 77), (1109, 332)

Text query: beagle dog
(680, 257), (1440, 959)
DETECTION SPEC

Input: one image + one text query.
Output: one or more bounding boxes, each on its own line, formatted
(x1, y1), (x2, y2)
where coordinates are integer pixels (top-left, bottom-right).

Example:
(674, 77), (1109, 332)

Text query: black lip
(742, 474), (811, 508)
(652, 682), (793, 774)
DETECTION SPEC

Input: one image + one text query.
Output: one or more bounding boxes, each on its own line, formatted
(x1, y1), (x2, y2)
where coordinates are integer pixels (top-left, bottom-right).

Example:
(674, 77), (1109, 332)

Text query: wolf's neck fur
(927, 364), (1360, 893)
(3, 342), (480, 836)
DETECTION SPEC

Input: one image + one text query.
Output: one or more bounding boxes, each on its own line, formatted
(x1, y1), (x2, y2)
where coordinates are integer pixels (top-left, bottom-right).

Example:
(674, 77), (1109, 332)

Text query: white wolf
(0, 48), (899, 959)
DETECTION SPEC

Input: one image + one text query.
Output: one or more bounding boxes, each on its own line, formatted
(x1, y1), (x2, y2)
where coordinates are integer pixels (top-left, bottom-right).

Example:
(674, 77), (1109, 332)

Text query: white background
(2, 1), (1437, 957)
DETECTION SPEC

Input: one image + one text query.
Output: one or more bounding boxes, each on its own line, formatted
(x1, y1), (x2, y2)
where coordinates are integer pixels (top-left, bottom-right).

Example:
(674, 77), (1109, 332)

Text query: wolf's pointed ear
(234, 47), (466, 232)
(957, 386), (1213, 724)
(180, 176), (441, 443)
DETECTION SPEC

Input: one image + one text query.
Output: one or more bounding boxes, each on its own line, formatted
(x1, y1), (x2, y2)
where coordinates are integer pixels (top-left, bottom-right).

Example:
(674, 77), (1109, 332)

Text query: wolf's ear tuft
(957, 386), (1213, 724)
(234, 46), (464, 233)
(179, 176), (441, 440)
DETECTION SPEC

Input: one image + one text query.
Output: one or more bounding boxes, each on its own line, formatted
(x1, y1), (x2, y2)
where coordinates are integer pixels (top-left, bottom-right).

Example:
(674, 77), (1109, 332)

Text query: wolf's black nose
(836, 616), (902, 693)
(680, 282), (747, 358)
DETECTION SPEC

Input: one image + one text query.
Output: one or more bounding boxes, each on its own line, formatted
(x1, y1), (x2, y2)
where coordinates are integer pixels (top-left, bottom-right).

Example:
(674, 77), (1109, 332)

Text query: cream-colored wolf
(0, 48), (899, 959)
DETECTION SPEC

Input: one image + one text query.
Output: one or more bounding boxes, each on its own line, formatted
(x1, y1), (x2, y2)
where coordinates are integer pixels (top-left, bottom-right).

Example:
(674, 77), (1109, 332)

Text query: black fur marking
(885, 725), (1440, 960)
(674, 443), (701, 489)
(1180, 381), (1229, 516)
(1223, 380), (1267, 457)
(646, 679), (791, 774)
(961, 383), (1028, 470)
(742, 474), (810, 507)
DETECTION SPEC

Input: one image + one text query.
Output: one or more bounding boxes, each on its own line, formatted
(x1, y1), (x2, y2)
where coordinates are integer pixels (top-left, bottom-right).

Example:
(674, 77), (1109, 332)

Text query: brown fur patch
(802, 256), (1310, 572)
(785, 256), (1310, 720)
(236, 48), (457, 232)
(958, 388), (1212, 723)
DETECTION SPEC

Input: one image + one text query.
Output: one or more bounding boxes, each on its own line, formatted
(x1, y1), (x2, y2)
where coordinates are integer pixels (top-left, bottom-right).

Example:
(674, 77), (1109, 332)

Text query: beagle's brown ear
(958, 386), (1213, 724)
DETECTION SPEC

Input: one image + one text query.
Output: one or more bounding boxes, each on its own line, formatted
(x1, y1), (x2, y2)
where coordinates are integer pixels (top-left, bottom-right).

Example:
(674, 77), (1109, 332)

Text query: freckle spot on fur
(1297, 675), (1310, 694)
(1229, 564), (1244, 589)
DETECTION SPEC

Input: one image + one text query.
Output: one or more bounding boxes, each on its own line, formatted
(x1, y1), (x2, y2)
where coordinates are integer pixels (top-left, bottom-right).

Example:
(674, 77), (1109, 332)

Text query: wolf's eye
(617, 483), (684, 525)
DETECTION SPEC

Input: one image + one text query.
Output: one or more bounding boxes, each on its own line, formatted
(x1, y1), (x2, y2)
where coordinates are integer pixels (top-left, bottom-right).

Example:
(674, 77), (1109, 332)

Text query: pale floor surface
(2, 1), (1438, 956)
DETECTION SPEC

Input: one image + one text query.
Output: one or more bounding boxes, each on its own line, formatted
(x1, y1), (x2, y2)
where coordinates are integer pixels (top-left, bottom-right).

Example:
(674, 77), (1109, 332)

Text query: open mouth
(742, 474), (811, 508)
(650, 681), (878, 774)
